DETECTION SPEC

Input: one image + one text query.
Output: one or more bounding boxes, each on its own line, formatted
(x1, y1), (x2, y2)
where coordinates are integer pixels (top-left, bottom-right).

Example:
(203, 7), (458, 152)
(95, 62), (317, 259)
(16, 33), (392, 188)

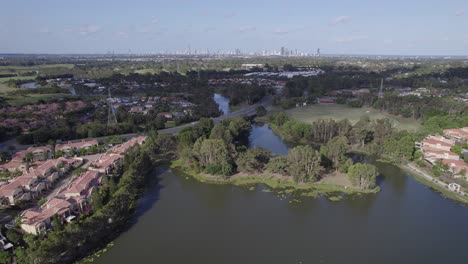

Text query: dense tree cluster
(348, 163), (379, 190)
(267, 112), (416, 164)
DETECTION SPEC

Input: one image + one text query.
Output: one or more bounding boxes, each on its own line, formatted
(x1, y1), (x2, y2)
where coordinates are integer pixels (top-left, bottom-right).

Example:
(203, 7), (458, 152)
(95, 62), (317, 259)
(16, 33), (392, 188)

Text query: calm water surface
(96, 125), (468, 264)
(213, 93), (230, 115)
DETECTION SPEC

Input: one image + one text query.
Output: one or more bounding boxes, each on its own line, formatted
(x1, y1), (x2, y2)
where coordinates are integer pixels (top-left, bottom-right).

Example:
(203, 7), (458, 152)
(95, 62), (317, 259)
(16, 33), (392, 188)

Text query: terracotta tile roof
(56, 140), (98, 151)
(61, 171), (99, 197)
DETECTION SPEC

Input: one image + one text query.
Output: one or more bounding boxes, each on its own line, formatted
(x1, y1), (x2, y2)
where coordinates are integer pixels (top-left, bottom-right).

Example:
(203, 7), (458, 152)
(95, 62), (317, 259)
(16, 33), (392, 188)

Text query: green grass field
(284, 104), (421, 131)
(0, 64), (74, 71)
(2, 93), (78, 106)
(0, 75), (36, 83)
(0, 83), (20, 94)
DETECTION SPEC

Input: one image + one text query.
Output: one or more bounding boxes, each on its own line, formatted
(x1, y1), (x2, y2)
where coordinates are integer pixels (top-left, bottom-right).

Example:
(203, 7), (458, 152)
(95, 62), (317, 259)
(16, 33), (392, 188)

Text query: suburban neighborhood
(0, 136), (146, 237)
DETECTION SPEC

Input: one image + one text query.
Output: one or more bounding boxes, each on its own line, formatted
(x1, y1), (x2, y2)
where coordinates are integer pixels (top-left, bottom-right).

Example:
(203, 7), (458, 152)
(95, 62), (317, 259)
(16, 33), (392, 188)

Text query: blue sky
(1, 0), (468, 55)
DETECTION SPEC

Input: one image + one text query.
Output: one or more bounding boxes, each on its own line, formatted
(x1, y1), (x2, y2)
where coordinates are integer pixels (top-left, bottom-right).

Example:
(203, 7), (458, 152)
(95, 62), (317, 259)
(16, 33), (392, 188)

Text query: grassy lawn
(3, 93), (78, 106)
(284, 104), (421, 131)
(165, 121), (176, 128)
(0, 83), (20, 94)
(134, 68), (159, 74)
(0, 75), (36, 82)
(0, 64), (74, 71)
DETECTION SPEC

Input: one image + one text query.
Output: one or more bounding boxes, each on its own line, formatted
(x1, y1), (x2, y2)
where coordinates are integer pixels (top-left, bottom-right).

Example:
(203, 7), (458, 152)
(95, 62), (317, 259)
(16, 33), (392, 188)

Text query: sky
(1, 0), (468, 55)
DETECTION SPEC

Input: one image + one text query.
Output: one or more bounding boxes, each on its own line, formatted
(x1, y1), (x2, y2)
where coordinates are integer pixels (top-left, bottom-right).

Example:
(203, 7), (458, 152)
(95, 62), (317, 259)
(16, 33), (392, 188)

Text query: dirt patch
(318, 171), (352, 187)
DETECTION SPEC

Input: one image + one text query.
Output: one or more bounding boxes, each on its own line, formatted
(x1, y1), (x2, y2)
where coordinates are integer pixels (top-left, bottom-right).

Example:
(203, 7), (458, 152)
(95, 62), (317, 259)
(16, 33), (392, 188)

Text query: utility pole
(107, 87), (117, 126)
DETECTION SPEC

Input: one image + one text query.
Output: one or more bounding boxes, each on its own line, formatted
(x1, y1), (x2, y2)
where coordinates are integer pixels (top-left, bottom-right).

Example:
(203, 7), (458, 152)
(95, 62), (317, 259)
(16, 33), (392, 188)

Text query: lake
(96, 125), (468, 264)
(213, 93), (230, 115)
(20, 82), (38, 89)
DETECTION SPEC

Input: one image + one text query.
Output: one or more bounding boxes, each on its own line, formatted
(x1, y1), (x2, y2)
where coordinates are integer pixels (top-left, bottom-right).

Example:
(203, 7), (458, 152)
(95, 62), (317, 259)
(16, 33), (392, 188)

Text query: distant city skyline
(1, 0), (468, 55)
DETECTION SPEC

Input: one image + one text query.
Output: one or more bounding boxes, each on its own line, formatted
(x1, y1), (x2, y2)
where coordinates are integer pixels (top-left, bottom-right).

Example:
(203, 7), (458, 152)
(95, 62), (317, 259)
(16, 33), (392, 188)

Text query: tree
(91, 189), (104, 210)
(339, 158), (354, 173)
(256, 105), (267, 117)
(236, 148), (271, 173)
(382, 131), (415, 163)
(193, 138), (233, 176)
(23, 152), (33, 163)
(320, 136), (350, 170)
(352, 116), (373, 146)
(49, 139), (56, 158)
(55, 150), (65, 158)
(155, 133), (176, 154)
(373, 118), (394, 145)
(79, 148), (87, 156)
(287, 145), (322, 183)
(51, 214), (63, 231)
(266, 156), (289, 176)
(5, 229), (21, 244)
(348, 163), (379, 189)
(271, 112), (289, 127)
(0, 252), (10, 264)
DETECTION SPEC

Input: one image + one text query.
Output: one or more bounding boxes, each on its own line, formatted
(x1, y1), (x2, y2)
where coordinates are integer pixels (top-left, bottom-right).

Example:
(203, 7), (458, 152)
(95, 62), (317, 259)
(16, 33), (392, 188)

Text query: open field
(0, 83), (20, 94)
(2, 93), (78, 106)
(0, 75), (36, 82)
(284, 104), (422, 131)
(0, 64), (74, 71)
(134, 68), (159, 74)
(0, 64), (75, 83)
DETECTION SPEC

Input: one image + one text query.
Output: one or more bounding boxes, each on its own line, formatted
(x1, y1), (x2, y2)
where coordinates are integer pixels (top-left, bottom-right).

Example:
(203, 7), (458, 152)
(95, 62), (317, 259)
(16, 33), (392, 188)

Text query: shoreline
(170, 160), (380, 200)
(401, 163), (468, 205)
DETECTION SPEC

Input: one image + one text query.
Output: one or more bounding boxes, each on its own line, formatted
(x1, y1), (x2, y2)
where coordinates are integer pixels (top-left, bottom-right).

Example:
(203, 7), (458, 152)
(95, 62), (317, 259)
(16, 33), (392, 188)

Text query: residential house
(443, 127), (468, 141)
(20, 198), (77, 235)
(56, 139), (99, 154)
(12, 146), (51, 162)
(442, 159), (468, 177)
(0, 161), (27, 173)
(88, 154), (122, 175)
(0, 183), (31, 206)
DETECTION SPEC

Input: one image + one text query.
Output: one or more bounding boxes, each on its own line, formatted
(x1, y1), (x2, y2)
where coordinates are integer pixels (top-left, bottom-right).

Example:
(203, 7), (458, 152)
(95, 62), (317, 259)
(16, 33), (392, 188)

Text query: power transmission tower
(107, 87), (118, 126)
(379, 78), (384, 98)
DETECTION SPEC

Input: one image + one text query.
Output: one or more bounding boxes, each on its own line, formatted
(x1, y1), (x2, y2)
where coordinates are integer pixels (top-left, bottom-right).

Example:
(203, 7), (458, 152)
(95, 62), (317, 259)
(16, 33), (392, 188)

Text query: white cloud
(151, 18), (160, 24)
(455, 9), (465, 16)
(235, 26), (257, 33)
(70, 24), (101, 36)
(38, 28), (52, 34)
(272, 28), (290, 35)
(329, 16), (351, 27)
(334, 35), (368, 43)
(383, 38), (393, 44)
(224, 12), (237, 19)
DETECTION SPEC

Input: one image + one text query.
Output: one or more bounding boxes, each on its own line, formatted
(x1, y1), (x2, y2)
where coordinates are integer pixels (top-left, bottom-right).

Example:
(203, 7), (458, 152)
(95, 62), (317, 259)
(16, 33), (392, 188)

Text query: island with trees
(171, 116), (381, 200)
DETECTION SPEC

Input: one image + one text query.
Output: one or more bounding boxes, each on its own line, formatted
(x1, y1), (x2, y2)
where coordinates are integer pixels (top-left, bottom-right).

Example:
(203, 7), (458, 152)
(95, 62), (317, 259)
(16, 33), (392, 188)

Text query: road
(159, 95), (273, 134)
(0, 95), (273, 152)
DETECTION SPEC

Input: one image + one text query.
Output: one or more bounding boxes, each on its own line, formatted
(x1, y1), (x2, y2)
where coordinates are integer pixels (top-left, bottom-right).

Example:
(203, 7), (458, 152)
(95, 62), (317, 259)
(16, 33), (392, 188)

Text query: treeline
(174, 116), (379, 189)
(267, 112), (416, 164)
(218, 82), (268, 105)
(9, 132), (173, 263)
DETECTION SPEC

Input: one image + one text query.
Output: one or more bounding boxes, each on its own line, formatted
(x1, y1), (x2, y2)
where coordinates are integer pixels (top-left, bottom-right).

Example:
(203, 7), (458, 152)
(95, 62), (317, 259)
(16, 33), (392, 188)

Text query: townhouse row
(419, 127), (468, 177)
(20, 136), (146, 235)
(0, 158), (83, 207)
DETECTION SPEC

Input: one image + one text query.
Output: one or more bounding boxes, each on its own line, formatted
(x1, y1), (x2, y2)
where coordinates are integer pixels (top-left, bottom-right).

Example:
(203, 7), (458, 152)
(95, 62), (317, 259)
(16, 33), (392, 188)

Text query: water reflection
(213, 93), (230, 115)
(248, 124), (289, 155)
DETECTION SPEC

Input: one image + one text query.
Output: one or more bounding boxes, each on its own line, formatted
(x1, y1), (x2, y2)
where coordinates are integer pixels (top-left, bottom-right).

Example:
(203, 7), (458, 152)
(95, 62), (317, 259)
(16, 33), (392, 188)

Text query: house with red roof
(0, 161), (27, 173)
(443, 127), (468, 141)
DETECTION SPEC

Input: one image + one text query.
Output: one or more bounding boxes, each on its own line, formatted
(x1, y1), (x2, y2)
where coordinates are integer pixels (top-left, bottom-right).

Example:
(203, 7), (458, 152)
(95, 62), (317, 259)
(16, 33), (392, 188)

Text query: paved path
(406, 163), (467, 197)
